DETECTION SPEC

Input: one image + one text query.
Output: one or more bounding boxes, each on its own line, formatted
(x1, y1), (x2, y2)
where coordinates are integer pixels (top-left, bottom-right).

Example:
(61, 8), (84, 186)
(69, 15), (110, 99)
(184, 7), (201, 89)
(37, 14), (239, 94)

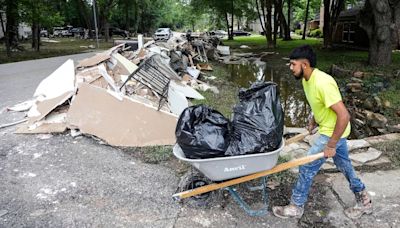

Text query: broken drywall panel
(169, 80), (204, 100)
(76, 65), (109, 89)
(33, 59), (75, 100)
(103, 43), (125, 56)
(15, 122), (67, 134)
(27, 91), (74, 123)
(187, 66), (201, 79)
(16, 112), (68, 134)
(168, 86), (189, 116)
(66, 83), (177, 147)
(217, 45), (230, 55)
(112, 53), (139, 74)
(98, 64), (120, 92)
(7, 99), (36, 112)
(77, 53), (110, 68)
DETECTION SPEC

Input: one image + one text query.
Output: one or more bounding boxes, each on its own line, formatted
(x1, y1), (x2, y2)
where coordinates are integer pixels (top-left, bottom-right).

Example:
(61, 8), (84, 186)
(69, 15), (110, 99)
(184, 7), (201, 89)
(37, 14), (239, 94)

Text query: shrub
(309, 28), (323, 38)
(295, 29), (303, 35)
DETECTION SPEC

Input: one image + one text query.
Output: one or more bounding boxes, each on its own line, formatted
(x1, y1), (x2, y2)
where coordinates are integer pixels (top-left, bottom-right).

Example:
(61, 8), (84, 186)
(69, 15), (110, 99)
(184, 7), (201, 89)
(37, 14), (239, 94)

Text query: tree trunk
(77, 0), (92, 36)
(273, 2), (278, 47)
(393, 0), (400, 49)
(31, 22), (40, 51)
(0, 11), (7, 55)
(323, 0), (332, 48)
(323, 0), (346, 48)
(256, 0), (266, 34)
(287, 0), (291, 34)
(360, 0), (392, 66)
(5, 0), (18, 57)
(279, 0), (291, 40)
(225, 12), (232, 40)
(266, 0), (274, 48)
(229, 0), (234, 40)
(302, 0), (310, 40)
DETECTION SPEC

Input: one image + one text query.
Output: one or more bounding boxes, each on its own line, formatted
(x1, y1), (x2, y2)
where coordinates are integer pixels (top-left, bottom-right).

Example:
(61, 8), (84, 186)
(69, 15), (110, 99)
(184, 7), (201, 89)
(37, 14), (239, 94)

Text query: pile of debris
(331, 65), (400, 139)
(7, 35), (232, 147)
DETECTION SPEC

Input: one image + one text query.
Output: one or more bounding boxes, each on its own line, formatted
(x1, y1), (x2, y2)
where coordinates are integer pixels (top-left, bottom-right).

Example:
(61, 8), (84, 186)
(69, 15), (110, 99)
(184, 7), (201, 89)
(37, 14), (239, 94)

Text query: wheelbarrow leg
(225, 177), (269, 217)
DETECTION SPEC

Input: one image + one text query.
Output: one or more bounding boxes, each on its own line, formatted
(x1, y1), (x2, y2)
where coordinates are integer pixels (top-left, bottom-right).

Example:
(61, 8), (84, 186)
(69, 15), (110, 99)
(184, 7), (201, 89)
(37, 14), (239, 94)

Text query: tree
(4, 0), (19, 56)
(393, 0), (400, 49)
(322, 0), (346, 48)
(20, 0), (64, 51)
(255, 0), (274, 47)
(279, 0), (292, 40)
(302, 0), (310, 39)
(96, 0), (117, 42)
(359, 0), (400, 66)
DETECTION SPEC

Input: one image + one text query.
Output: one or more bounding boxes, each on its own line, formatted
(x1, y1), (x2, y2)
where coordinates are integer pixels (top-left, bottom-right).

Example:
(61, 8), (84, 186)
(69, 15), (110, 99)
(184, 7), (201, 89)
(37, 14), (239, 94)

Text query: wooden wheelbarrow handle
(173, 151), (325, 201)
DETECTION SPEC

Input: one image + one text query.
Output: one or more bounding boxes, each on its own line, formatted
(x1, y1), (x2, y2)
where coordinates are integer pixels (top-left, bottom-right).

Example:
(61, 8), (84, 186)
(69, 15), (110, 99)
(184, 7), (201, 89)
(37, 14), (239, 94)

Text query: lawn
(0, 38), (114, 64)
(221, 35), (400, 124)
(223, 35), (400, 73)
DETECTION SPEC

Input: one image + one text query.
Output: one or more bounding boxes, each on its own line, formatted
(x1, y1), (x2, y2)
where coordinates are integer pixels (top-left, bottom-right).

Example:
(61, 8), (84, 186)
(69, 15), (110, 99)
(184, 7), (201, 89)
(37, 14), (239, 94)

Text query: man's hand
(323, 145), (336, 158)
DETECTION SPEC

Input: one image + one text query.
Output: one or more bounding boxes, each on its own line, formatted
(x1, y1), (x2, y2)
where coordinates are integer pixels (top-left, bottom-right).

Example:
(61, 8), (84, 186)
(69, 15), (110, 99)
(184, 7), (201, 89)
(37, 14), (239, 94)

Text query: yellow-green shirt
(302, 68), (351, 138)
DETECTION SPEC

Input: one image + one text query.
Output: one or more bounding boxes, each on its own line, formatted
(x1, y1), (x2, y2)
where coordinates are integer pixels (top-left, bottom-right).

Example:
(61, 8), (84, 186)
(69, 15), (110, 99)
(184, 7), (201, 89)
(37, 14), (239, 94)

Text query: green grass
(123, 145), (173, 164)
(192, 63), (239, 118)
(221, 35), (400, 124)
(0, 38), (114, 64)
(222, 36), (400, 73)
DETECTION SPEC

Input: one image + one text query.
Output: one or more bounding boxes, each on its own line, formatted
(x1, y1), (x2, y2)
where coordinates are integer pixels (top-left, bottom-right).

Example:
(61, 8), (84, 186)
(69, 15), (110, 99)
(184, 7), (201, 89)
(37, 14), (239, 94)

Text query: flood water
(226, 62), (310, 127)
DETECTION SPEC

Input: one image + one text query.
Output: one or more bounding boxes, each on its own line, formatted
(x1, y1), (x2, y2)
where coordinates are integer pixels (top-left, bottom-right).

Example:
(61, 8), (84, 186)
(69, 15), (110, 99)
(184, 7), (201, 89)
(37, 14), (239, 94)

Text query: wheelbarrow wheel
(178, 169), (216, 208)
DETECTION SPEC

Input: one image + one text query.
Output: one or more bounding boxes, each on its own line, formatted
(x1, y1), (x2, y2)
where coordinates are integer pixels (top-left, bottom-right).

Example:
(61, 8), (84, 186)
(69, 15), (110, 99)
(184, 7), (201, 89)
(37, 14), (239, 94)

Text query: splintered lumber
(173, 152), (324, 200)
(285, 131), (309, 145)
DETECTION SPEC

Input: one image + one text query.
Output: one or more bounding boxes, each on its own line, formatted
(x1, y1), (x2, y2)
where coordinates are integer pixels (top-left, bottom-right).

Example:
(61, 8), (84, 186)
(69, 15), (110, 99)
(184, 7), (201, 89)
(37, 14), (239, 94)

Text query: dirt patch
(373, 139), (400, 167)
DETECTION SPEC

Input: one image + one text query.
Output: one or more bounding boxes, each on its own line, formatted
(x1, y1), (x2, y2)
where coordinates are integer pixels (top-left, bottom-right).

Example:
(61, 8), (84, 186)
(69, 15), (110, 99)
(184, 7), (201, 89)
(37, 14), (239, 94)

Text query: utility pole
(92, 0), (99, 48)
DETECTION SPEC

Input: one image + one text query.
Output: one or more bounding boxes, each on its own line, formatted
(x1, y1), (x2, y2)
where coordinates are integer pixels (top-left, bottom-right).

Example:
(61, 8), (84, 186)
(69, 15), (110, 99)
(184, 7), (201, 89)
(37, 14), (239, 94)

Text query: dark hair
(289, 45), (317, 67)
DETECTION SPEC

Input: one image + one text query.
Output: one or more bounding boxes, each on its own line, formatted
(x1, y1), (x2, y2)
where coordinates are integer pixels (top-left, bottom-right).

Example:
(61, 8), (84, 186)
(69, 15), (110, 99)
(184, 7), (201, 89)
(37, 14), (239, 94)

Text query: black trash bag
(225, 81), (284, 156)
(175, 105), (231, 159)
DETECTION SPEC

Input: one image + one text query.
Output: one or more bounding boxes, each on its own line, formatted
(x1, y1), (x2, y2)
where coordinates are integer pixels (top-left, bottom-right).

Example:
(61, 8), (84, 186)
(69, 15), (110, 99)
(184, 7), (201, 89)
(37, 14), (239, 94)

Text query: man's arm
(324, 100), (350, 157)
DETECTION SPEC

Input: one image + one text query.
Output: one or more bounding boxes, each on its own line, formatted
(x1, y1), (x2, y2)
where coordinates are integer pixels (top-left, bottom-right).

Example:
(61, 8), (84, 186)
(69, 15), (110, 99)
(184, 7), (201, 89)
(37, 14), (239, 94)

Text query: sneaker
(272, 204), (304, 219)
(344, 190), (373, 219)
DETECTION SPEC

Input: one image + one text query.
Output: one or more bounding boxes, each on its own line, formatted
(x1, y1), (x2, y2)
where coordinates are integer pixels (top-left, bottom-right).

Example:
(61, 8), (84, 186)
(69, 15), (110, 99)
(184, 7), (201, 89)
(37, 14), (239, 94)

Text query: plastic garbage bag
(175, 105), (231, 159)
(225, 81), (284, 156)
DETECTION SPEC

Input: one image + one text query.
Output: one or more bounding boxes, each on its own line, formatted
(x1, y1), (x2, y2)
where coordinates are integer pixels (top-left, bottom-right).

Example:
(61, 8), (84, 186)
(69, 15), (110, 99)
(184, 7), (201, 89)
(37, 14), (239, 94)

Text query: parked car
(153, 28), (172, 40)
(110, 27), (129, 38)
(209, 30), (228, 38)
(40, 29), (48, 37)
(71, 27), (85, 38)
(52, 27), (64, 37)
(101, 27), (129, 38)
(52, 26), (73, 37)
(233, 30), (251, 36)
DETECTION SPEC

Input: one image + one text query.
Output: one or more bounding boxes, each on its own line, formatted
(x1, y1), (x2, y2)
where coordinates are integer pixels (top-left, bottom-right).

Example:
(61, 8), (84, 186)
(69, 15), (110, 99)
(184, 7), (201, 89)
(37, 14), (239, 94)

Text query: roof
(339, 7), (361, 18)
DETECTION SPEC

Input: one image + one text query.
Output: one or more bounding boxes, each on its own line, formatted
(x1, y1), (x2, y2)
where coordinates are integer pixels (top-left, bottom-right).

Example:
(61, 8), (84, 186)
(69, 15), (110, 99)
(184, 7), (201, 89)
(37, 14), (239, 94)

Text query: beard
(293, 68), (304, 80)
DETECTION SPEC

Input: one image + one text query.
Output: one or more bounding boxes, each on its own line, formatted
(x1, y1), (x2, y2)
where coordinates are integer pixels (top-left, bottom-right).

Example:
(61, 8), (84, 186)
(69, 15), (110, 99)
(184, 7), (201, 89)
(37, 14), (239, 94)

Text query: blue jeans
(291, 134), (365, 207)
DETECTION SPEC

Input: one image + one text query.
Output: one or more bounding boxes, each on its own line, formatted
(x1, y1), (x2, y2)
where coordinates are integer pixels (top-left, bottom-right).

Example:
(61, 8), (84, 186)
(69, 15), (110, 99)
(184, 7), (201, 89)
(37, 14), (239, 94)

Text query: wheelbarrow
(172, 132), (324, 216)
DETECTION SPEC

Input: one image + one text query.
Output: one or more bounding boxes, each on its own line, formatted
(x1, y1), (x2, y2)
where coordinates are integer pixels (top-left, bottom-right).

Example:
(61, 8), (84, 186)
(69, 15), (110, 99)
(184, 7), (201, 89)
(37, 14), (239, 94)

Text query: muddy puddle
(226, 61), (309, 127)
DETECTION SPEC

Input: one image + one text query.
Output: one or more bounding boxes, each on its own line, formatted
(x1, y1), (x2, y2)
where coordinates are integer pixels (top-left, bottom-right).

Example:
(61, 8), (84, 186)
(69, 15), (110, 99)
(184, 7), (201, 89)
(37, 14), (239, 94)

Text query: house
(332, 7), (369, 49)
(0, 10), (32, 40)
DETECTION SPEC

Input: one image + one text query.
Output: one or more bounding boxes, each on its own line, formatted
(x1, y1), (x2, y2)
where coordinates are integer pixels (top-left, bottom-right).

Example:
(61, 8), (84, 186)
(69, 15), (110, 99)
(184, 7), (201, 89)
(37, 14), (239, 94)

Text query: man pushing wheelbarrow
(272, 45), (372, 219)
(173, 45), (372, 220)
